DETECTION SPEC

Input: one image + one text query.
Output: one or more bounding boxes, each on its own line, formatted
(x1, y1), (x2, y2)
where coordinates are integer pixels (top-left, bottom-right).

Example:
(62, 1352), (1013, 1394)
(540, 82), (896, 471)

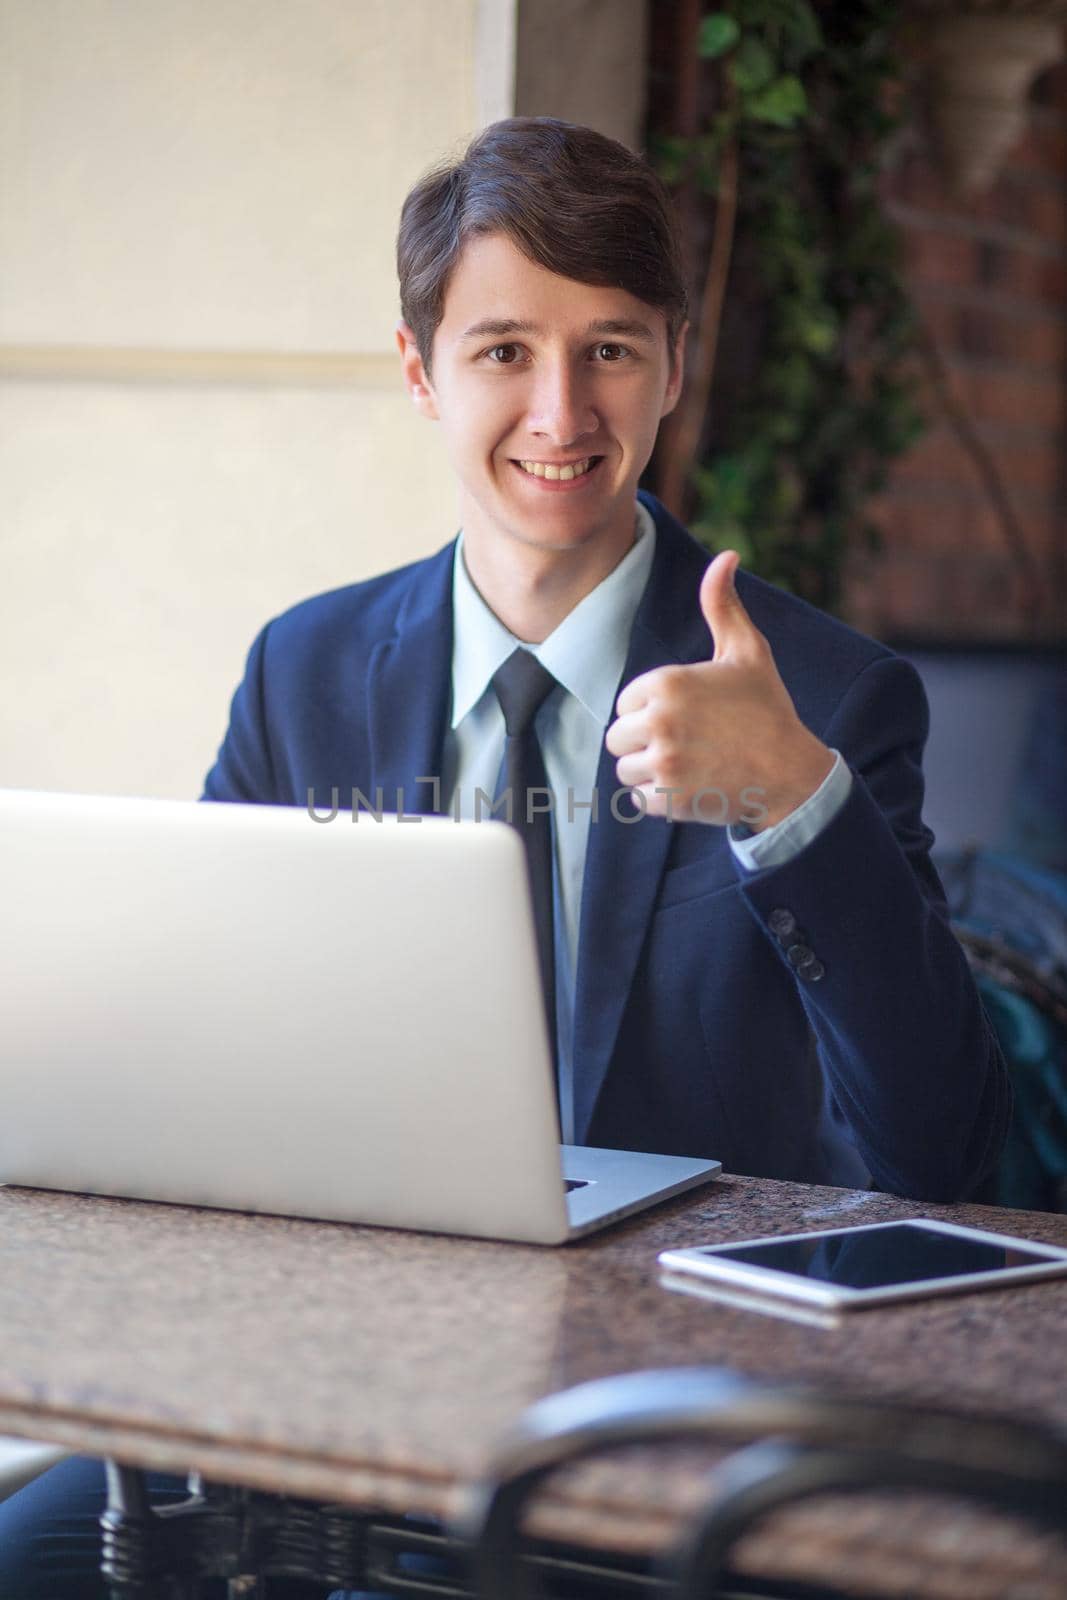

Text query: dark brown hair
(396, 117), (689, 378)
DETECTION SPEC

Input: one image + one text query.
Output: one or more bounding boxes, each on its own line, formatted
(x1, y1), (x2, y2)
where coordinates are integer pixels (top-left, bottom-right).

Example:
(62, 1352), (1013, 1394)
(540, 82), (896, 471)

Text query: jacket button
(769, 908), (796, 939)
(799, 957), (826, 982)
(786, 942), (814, 968)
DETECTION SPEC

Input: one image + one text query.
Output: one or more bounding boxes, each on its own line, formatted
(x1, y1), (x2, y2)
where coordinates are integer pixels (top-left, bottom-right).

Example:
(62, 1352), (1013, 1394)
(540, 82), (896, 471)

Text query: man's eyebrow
(457, 317), (660, 344)
(585, 316), (659, 342)
(457, 318), (537, 344)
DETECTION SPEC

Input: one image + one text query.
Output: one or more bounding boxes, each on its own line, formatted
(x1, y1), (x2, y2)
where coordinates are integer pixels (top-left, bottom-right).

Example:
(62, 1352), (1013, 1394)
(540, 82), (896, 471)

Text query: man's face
(397, 231), (686, 574)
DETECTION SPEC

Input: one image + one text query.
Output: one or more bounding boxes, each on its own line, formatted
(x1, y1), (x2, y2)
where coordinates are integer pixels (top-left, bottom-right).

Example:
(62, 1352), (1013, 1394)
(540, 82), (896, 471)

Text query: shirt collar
(449, 500), (656, 729)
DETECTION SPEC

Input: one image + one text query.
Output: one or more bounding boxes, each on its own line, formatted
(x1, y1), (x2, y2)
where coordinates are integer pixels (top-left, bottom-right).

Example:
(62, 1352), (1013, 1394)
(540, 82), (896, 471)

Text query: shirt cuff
(728, 750), (852, 873)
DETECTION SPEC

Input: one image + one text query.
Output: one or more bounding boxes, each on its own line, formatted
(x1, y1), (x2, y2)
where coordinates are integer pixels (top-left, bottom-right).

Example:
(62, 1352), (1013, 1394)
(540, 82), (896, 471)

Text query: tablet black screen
(700, 1223), (1058, 1290)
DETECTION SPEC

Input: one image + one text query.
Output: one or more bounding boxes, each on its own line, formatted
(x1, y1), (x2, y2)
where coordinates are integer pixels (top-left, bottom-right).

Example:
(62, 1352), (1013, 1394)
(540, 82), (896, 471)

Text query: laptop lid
(0, 789), (578, 1243)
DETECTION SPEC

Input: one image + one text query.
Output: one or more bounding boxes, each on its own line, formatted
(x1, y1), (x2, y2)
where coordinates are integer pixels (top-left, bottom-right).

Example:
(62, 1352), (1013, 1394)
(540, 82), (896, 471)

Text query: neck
(461, 518), (638, 644)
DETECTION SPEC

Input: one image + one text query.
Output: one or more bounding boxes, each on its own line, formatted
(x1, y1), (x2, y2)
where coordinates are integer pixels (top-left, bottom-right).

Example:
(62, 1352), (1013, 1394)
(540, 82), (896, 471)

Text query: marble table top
(1, 1173), (1064, 1596)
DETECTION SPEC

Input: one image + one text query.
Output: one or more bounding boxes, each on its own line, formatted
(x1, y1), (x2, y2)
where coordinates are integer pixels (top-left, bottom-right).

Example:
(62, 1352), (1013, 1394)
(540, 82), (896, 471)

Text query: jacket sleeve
(736, 652), (1012, 1202)
(200, 623), (280, 804)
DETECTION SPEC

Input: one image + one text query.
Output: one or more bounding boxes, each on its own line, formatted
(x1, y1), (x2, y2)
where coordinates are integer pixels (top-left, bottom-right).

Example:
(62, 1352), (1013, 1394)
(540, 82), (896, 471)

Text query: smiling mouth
(512, 456), (604, 482)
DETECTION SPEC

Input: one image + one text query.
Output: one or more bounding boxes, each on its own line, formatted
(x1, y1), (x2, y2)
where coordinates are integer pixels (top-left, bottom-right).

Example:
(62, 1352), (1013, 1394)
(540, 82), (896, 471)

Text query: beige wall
(0, 0), (648, 799)
(0, 0), (476, 799)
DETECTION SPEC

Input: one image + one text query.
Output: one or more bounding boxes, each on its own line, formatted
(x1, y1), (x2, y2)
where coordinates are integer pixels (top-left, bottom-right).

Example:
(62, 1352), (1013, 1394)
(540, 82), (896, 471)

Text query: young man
(0, 113), (1010, 1599)
(203, 116), (1008, 1203)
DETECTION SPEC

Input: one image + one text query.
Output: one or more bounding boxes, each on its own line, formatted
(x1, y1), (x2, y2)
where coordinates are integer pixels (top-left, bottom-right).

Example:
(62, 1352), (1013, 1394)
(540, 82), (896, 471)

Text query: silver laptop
(0, 788), (719, 1243)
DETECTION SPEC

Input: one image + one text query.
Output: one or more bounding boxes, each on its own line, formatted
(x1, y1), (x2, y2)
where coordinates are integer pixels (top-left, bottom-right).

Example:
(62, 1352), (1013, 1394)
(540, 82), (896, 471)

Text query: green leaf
(733, 0), (822, 62)
(744, 75), (807, 127)
(697, 13), (741, 58)
(647, 133), (691, 186)
(780, 0), (822, 63)
(730, 36), (776, 93)
(797, 310), (838, 355)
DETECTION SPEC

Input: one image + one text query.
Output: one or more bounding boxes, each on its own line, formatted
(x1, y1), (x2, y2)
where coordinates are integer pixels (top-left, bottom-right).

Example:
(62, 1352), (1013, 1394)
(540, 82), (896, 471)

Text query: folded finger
(604, 711), (649, 758)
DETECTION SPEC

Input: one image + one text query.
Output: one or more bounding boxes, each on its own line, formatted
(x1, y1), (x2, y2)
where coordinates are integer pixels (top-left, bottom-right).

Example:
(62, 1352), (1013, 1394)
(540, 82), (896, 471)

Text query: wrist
(751, 740), (836, 832)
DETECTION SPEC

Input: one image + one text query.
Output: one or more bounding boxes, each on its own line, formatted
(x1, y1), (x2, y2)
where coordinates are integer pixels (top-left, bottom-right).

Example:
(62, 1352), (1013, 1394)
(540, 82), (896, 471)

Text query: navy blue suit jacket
(203, 491), (1010, 1200)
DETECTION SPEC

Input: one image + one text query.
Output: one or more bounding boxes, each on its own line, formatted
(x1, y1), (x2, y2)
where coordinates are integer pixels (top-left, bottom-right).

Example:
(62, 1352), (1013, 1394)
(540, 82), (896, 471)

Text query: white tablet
(658, 1218), (1067, 1312)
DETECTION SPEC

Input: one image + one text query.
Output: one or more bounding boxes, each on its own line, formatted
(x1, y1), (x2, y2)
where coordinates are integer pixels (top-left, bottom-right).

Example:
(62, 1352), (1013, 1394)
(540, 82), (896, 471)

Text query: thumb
(699, 550), (749, 659)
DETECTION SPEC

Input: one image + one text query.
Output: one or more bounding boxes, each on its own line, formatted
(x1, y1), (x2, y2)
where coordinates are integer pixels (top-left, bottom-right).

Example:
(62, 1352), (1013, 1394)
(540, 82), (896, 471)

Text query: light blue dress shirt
(441, 500), (852, 1140)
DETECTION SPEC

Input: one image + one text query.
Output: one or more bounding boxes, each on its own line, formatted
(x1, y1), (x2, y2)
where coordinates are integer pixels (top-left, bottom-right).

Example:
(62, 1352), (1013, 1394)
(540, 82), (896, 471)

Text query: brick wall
(844, 60), (1067, 643)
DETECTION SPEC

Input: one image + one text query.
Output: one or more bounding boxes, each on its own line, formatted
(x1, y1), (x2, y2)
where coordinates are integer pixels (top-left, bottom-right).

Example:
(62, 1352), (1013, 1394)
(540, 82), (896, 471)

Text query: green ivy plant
(649, 0), (925, 611)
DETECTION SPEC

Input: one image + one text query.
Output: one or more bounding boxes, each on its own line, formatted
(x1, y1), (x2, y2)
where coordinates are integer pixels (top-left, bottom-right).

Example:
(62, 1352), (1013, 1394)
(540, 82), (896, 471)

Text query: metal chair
(460, 1367), (1067, 1600)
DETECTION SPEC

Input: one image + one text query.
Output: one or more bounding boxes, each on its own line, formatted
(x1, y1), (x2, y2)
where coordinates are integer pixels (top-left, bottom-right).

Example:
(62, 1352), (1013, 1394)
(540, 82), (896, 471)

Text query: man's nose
(527, 361), (599, 444)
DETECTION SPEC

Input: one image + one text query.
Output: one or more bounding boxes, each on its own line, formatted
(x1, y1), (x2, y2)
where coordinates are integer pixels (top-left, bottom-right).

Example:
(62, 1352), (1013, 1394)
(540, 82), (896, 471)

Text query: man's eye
(486, 344), (524, 364)
(595, 343), (630, 362)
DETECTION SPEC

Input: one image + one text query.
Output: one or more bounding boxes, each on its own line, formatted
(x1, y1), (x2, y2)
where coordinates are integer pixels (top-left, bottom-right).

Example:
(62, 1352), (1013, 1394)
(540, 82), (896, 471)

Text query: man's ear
(396, 320), (440, 420)
(660, 318), (689, 419)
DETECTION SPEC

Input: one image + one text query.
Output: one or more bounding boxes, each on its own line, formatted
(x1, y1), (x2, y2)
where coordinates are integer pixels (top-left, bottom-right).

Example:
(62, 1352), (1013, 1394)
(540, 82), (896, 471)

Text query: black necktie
(491, 649), (559, 1100)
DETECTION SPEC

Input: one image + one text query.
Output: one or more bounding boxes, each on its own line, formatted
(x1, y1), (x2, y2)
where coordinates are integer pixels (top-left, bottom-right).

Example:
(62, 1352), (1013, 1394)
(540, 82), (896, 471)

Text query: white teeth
(518, 457), (595, 480)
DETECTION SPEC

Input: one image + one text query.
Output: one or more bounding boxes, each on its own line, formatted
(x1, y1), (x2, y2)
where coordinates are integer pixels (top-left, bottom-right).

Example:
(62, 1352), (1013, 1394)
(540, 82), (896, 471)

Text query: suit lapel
(572, 494), (719, 1142)
(366, 542), (455, 816)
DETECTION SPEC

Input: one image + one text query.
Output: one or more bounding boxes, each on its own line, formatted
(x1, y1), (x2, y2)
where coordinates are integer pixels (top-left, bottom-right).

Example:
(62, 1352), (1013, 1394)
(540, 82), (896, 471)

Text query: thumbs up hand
(605, 552), (835, 829)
